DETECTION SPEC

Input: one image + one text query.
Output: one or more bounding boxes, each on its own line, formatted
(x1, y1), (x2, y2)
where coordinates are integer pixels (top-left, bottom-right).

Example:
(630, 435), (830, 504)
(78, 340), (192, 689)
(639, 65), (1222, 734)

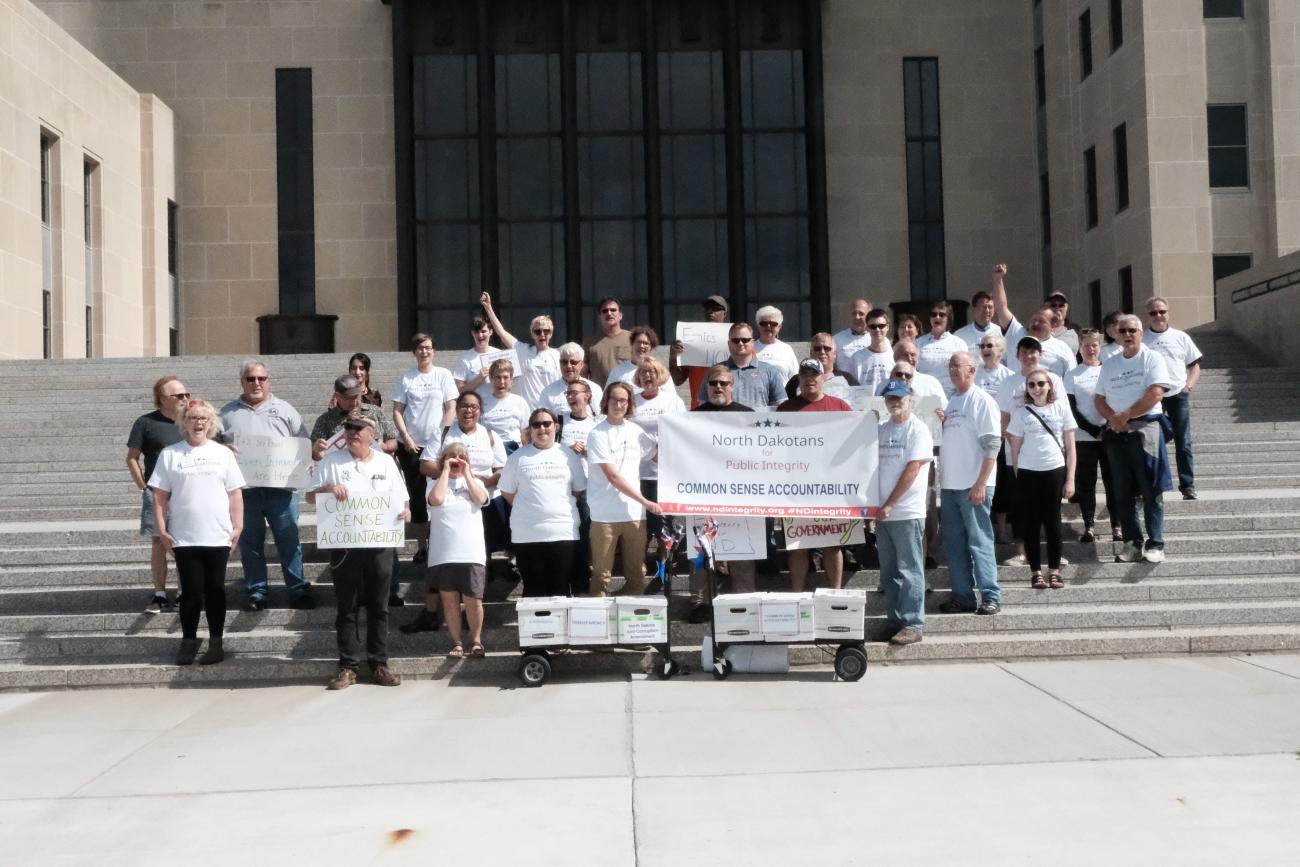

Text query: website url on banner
(659, 503), (876, 518)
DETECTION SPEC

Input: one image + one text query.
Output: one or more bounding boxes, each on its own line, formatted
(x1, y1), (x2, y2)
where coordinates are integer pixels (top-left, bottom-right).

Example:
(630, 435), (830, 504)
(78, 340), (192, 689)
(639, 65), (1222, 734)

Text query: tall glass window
(903, 57), (946, 301)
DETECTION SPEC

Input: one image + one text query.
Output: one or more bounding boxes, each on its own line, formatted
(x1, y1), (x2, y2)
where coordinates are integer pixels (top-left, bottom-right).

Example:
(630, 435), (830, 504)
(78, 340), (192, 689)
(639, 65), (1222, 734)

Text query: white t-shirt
(834, 327), (873, 361)
(849, 347), (894, 394)
(875, 372), (949, 408)
(425, 476), (485, 566)
(585, 419), (654, 523)
(1064, 363), (1106, 443)
(632, 388), (685, 479)
(876, 415), (933, 522)
(148, 440), (246, 547)
(515, 343), (562, 407)
(1144, 327), (1202, 396)
(755, 339), (800, 381)
(453, 348), (497, 401)
(421, 423), (508, 497)
(1096, 345), (1174, 416)
(559, 411), (601, 451)
(605, 360), (642, 388)
(954, 320), (1002, 350)
(1100, 343), (1123, 363)
(915, 332), (968, 396)
(314, 449), (408, 542)
(391, 366), (458, 447)
(1005, 318), (1076, 377)
(1007, 401), (1076, 472)
(498, 443), (586, 544)
(975, 364), (1014, 401)
(996, 371), (1069, 459)
(481, 392), (531, 445)
(939, 387), (1001, 490)
(538, 377), (604, 416)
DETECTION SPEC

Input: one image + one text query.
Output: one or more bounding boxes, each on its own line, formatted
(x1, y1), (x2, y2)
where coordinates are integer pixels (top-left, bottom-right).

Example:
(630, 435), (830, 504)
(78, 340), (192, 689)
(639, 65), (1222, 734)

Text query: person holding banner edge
(219, 358), (315, 612)
(311, 412), (410, 689)
(875, 379), (933, 646)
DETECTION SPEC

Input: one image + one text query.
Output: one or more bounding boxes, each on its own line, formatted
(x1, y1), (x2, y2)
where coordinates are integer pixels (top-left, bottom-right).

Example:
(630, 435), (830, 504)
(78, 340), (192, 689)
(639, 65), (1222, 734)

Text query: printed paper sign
(315, 492), (406, 549)
(234, 434), (312, 489)
(781, 517), (866, 550)
(659, 412), (879, 518)
(686, 516), (768, 562)
(479, 347), (521, 376)
(675, 321), (731, 367)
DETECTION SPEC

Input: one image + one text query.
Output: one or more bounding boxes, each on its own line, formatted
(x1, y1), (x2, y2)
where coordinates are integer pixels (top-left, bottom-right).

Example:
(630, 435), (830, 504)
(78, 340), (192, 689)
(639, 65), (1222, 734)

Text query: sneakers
(388, 594), (405, 608)
(242, 596), (267, 612)
(400, 609), (441, 634)
(144, 593), (173, 614)
(290, 592), (317, 610)
(327, 668), (357, 690)
(1181, 487), (1198, 500)
(175, 638), (201, 666)
(198, 637), (224, 666)
(1143, 545), (1165, 564)
(938, 599), (977, 614)
(372, 665), (402, 687)
(1115, 542), (1143, 563)
(889, 627), (922, 646)
(976, 601), (1001, 615)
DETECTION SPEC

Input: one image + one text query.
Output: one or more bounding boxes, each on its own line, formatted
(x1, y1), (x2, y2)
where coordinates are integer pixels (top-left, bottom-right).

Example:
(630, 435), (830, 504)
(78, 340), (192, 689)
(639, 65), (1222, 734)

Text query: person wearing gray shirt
(694, 322), (786, 409)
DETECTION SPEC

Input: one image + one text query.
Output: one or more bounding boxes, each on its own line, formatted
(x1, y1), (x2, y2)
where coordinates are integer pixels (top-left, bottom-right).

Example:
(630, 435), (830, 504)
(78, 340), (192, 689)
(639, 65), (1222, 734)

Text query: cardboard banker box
(813, 588), (866, 640)
(568, 598), (617, 645)
(761, 592), (815, 643)
(516, 597), (570, 647)
(616, 596), (668, 644)
(712, 593), (765, 642)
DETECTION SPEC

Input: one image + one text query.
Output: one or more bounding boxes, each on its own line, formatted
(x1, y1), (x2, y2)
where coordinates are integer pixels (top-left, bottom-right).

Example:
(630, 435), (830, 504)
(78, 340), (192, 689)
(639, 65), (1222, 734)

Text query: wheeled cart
(516, 638), (680, 688)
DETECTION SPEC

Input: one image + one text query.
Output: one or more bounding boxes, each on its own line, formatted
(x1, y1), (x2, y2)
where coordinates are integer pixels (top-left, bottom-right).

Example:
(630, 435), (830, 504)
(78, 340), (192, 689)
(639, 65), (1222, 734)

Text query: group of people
(125, 264), (1203, 680)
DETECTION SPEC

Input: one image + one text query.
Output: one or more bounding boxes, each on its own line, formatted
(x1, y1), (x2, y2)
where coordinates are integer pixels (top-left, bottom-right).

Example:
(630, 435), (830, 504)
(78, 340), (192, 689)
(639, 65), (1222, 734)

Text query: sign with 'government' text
(658, 412), (879, 517)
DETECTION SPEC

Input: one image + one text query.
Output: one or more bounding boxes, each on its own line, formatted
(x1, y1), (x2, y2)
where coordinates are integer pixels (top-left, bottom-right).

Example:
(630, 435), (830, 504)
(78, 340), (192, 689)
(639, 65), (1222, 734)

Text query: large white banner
(234, 433), (311, 489)
(316, 492), (406, 549)
(658, 412), (879, 518)
(674, 321), (731, 367)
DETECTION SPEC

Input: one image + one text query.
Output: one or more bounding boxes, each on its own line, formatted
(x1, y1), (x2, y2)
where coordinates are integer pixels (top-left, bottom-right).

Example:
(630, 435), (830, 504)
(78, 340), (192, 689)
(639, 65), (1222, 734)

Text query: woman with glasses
(426, 442), (490, 658)
(499, 408), (587, 597)
(1066, 329), (1120, 543)
(481, 358), (532, 454)
(605, 326), (660, 388)
(348, 352), (381, 407)
(480, 292), (562, 408)
(916, 301), (966, 397)
(1006, 369), (1077, 589)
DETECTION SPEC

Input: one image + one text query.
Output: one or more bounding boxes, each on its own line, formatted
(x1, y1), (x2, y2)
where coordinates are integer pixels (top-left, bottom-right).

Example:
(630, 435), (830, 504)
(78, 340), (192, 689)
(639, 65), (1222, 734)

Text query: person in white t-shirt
(973, 333), (1015, 542)
(480, 358), (532, 452)
(938, 352), (1004, 616)
(560, 379), (601, 594)
(499, 407), (587, 597)
(1100, 310), (1124, 362)
(1095, 314), (1174, 564)
(953, 290), (1002, 349)
(1144, 296), (1203, 499)
(847, 308), (894, 394)
(311, 412), (411, 689)
(633, 358), (686, 571)
(585, 382), (660, 597)
(391, 332), (458, 564)
(148, 399), (245, 667)
(538, 343), (604, 415)
(916, 300), (968, 397)
(426, 442), (489, 659)
(1006, 368), (1077, 590)
(875, 379), (933, 646)
(989, 263), (1075, 376)
(876, 344), (949, 412)
(480, 292), (562, 407)
(453, 315), (506, 401)
(605, 326), (659, 387)
(1064, 329), (1119, 545)
(833, 297), (873, 361)
(753, 305), (800, 381)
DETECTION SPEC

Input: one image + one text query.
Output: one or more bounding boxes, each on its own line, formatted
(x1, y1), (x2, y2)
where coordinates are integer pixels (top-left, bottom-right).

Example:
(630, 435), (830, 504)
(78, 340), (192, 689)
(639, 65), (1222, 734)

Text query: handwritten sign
(865, 394), (944, 444)
(686, 515), (767, 562)
(675, 321), (731, 367)
(479, 347), (521, 376)
(781, 517), (866, 550)
(316, 492), (406, 549)
(234, 434), (311, 489)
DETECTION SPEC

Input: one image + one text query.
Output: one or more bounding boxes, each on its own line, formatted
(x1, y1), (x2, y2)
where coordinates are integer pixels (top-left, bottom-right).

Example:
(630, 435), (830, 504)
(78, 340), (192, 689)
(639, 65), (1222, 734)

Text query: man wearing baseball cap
(670, 295), (730, 408)
(875, 379), (933, 646)
(1045, 291), (1080, 355)
(310, 375), (398, 462)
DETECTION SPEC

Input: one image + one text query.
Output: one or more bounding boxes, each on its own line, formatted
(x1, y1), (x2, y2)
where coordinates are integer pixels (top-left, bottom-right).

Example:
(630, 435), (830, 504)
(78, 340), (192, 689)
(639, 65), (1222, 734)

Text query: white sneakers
(1142, 547), (1165, 564)
(1115, 542), (1165, 564)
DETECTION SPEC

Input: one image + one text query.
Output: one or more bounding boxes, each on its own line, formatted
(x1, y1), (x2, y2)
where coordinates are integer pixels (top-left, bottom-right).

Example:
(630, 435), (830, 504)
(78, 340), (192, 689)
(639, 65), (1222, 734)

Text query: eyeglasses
(891, 371), (914, 379)
(243, 376), (268, 383)
(458, 405), (481, 412)
(343, 423), (368, 432)
(867, 323), (888, 330)
(708, 380), (733, 387)
(532, 328), (553, 335)
(729, 337), (753, 344)
(529, 420), (554, 429)
(608, 397), (629, 405)
(1026, 381), (1050, 389)
(978, 343), (996, 349)
(166, 392), (190, 400)
(1117, 327), (1139, 334)
(929, 312), (948, 319)
(561, 358), (582, 365)
(758, 321), (779, 328)
(1148, 309), (1168, 316)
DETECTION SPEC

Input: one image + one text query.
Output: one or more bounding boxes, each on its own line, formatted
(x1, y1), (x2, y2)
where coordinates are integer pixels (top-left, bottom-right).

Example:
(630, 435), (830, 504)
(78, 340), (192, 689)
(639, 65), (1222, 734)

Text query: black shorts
(429, 562), (486, 598)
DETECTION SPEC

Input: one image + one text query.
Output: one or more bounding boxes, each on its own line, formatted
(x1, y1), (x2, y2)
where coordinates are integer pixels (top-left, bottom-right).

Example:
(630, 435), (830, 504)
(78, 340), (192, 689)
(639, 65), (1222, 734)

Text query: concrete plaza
(2, 654), (1299, 865)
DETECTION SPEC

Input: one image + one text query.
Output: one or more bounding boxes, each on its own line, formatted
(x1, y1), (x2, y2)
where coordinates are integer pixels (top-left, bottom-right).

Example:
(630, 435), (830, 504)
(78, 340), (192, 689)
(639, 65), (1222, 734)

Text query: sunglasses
(759, 321), (779, 328)
(729, 337), (753, 344)
(1148, 309), (1168, 315)
(343, 423), (368, 432)
(930, 312), (948, 319)
(978, 343), (997, 349)
(243, 376), (268, 383)
(867, 323), (888, 330)
(529, 420), (554, 429)
(561, 358), (582, 365)
(1118, 327), (1139, 334)
(1026, 381), (1050, 389)
(167, 392), (191, 400)
(708, 380), (733, 387)
(532, 328), (553, 335)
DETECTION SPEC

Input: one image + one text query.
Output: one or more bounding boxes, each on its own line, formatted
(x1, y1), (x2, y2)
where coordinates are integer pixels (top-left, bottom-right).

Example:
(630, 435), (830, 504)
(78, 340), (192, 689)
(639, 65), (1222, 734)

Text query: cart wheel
(834, 645), (868, 682)
(660, 658), (680, 679)
(711, 658), (733, 680)
(517, 653), (552, 688)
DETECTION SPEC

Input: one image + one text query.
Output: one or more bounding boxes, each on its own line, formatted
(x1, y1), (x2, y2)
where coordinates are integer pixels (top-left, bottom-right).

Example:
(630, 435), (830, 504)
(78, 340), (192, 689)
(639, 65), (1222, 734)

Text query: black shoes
(976, 601), (1001, 615)
(242, 596), (266, 612)
(401, 609), (441, 633)
(938, 599), (977, 614)
(290, 593), (317, 610)
(687, 604), (712, 624)
(176, 638), (201, 666)
(1181, 487), (1198, 500)
(388, 594), (405, 608)
(199, 638), (224, 665)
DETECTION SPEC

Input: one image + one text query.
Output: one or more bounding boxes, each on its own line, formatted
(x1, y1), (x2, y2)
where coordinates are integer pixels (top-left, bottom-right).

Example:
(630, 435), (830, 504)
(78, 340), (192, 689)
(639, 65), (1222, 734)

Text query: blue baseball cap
(881, 379), (912, 398)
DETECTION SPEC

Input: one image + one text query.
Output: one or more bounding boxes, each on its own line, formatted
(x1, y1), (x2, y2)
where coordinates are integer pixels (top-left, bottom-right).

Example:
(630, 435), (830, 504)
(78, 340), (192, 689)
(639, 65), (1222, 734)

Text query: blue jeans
(1105, 433), (1165, 550)
(1162, 391), (1195, 493)
(239, 487), (308, 600)
(877, 518), (925, 630)
(940, 488), (1000, 607)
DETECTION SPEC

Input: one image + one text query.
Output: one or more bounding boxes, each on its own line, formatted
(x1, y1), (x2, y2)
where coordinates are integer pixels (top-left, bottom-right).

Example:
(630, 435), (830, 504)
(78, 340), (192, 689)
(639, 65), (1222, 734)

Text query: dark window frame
(40, 135), (52, 226)
(1034, 45), (1046, 106)
(1079, 9), (1093, 80)
(1088, 279), (1102, 329)
(1212, 253), (1252, 283)
(1203, 0), (1244, 19)
(1113, 123), (1129, 212)
(903, 56), (946, 302)
(1084, 146), (1098, 229)
(274, 67), (316, 316)
(1118, 264), (1133, 313)
(1109, 0), (1123, 52)
(1207, 103), (1249, 189)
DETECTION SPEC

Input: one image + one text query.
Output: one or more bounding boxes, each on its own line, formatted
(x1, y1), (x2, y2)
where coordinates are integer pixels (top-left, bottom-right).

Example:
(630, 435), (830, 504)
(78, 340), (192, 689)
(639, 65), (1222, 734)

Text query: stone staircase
(2, 325), (1299, 689)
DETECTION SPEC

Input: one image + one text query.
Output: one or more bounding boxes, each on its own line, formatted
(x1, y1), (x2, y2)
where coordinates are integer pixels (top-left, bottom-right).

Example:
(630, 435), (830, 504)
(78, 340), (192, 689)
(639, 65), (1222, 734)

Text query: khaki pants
(589, 520), (647, 596)
(689, 559), (756, 604)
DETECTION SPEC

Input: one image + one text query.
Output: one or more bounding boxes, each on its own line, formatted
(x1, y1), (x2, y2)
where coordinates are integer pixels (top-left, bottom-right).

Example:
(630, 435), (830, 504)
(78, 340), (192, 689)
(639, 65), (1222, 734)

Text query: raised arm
(991, 263), (1014, 330)
(480, 292), (518, 349)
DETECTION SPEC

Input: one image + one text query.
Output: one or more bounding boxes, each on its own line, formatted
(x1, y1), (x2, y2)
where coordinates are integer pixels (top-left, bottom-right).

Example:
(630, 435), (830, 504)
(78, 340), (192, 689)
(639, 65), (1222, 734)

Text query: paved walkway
(2, 655), (1299, 865)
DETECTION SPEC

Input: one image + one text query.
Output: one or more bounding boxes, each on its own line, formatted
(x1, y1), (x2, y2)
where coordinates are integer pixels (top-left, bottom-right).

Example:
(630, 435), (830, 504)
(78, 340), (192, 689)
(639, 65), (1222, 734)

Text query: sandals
(1111, 527), (1124, 542)
(1079, 527), (1096, 543)
(470, 643), (486, 659)
(1048, 571), (1065, 589)
(1031, 572), (1048, 589)
(447, 643), (464, 659)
